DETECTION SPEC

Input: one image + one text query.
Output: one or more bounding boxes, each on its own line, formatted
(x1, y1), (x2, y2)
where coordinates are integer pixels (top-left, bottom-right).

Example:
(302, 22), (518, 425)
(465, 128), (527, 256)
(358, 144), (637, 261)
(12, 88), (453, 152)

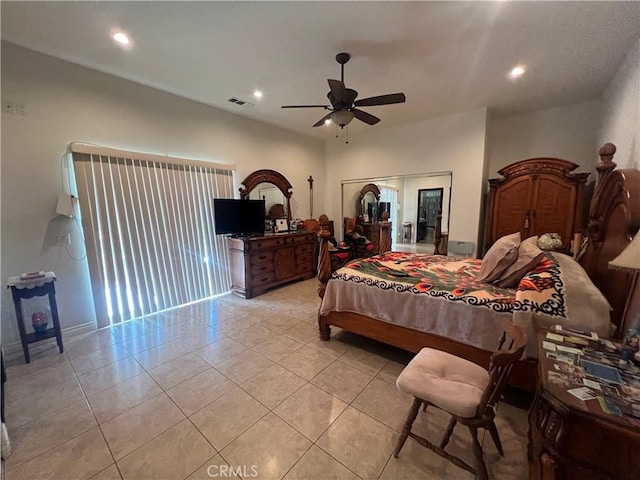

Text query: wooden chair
(303, 218), (321, 233)
(393, 322), (527, 480)
(343, 217), (376, 258)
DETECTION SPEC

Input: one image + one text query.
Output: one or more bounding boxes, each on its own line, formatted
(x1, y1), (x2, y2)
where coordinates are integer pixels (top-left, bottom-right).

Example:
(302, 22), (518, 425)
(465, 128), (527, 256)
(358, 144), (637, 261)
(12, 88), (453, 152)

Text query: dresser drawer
(251, 237), (286, 250)
(252, 272), (275, 286)
(296, 253), (313, 267)
(251, 262), (275, 275)
(250, 250), (274, 264)
(286, 233), (316, 245)
(296, 262), (314, 275)
(295, 243), (314, 256)
(368, 232), (380, 244)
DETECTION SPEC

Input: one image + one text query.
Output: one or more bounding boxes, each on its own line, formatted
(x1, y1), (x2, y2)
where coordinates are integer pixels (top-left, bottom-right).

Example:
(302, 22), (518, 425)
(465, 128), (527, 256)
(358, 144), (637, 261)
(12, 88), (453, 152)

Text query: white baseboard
(2, 322), (97, 359)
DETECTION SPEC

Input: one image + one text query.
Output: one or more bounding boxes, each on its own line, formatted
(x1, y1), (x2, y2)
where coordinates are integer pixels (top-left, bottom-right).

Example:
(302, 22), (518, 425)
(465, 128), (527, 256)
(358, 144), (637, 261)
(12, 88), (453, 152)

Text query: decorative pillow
(495, 235), (545, 288)
(477, 232), (521, 283)
(538, 233), (562, 251)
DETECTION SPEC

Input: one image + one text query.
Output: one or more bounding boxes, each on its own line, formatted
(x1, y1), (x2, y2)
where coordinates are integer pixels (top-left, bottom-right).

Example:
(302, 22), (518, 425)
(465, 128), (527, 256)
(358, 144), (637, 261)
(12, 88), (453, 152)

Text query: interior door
(417, 188), (443, 243)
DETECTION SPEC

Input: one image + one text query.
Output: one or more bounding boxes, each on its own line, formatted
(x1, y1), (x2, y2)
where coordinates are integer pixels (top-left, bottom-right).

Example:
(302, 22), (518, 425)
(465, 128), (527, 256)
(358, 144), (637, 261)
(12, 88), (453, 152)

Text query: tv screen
(214, 198), (265, 236)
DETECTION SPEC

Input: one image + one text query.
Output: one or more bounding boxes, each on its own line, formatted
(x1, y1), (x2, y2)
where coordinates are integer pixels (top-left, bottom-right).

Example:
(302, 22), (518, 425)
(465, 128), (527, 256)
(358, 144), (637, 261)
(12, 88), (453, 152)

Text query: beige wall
(599, 38), (640, 169)
(1, 43), (324, 343)
(487, 101), (601, 180)
(324, 108), (489, 255)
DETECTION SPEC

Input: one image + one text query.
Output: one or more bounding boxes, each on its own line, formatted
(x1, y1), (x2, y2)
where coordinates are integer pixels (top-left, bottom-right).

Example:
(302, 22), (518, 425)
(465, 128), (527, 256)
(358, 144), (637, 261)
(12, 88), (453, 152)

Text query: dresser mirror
(356, 183), (381, 220)
(249, 183), (286, 219)
(239, 169), (293, 221)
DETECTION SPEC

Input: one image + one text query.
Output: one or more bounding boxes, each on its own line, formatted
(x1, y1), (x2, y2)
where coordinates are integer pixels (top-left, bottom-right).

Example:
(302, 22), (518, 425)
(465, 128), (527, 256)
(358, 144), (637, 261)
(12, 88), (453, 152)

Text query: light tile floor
(2, 279), (529, 479)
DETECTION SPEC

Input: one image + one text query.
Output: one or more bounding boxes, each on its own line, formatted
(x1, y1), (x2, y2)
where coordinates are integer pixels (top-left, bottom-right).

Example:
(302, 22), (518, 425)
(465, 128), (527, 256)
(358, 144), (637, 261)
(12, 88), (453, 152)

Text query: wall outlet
(2, 100), (15, 114)
(16, 102), (27, 116)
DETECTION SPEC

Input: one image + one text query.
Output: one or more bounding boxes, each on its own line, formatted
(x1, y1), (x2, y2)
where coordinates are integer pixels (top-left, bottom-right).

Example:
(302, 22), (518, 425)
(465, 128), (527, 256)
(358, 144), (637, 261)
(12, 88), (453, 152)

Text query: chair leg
(488, 421), (504, 456)
(393, 397), (421, 458)
(440, 417), (457, 449)
(469, 426), (488, 480)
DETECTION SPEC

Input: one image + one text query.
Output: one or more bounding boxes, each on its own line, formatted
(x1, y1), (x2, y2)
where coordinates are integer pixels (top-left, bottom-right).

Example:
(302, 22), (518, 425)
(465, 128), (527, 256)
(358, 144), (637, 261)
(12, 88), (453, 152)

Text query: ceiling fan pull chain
(346, 125), (349, 144)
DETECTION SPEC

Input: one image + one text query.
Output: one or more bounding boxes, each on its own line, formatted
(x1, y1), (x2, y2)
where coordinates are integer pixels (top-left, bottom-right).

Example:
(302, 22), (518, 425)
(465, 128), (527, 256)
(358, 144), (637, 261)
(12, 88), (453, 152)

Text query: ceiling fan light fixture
(330, 110), (354, 127)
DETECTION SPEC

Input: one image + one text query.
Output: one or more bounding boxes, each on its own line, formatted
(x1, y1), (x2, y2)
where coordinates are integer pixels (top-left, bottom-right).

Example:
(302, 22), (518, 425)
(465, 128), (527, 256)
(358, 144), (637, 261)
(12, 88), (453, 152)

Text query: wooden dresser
(362, 222), (392, 256)
(228, 231), (316, 298)
(484, 158), (588, 253)
(528, 331), (640, 479)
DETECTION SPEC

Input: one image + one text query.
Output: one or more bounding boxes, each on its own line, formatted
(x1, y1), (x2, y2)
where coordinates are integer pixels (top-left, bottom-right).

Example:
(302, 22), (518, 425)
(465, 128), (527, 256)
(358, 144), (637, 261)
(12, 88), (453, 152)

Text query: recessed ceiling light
(253, 90), (263, 99)
(509, 65), (526, 79)
(112, 32), (130, 46)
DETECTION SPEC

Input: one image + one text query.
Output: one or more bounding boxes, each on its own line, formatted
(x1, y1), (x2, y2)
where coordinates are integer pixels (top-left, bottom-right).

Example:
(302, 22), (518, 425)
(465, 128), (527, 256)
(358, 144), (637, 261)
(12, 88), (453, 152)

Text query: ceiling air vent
(228, 97), (253, 106)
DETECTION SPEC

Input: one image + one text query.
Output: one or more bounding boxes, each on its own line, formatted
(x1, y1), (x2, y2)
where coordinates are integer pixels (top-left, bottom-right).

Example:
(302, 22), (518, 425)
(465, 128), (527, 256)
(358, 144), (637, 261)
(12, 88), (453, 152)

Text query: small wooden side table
(7, 272), (64, 363)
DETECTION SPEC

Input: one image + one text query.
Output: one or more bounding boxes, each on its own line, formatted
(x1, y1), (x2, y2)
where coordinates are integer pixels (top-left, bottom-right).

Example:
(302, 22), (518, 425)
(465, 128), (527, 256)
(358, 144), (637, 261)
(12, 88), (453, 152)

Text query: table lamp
(608, 233), (640, 362)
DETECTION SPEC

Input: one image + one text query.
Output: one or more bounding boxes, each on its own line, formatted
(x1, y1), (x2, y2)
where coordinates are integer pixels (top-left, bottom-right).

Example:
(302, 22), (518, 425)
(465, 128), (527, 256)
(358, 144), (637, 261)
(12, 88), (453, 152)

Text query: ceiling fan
(282, 52), (406, 128)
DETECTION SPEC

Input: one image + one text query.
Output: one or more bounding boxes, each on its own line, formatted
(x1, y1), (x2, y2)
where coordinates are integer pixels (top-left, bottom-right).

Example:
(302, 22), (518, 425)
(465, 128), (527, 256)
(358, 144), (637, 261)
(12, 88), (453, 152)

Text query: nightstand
(7, 272), (64, 363)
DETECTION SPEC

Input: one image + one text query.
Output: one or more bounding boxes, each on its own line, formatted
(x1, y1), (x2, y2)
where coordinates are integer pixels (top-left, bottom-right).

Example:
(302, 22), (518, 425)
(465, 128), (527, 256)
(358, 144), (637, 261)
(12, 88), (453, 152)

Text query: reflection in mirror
(248, 183), (287, 219)
(363, 192), (377, 221)
(341, 172), (452, 251)
(239, 169), (293, 222)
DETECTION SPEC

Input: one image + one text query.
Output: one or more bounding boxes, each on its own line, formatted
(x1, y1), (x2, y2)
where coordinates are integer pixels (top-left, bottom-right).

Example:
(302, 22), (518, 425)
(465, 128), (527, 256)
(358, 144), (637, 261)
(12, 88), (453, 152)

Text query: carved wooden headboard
(579, 143), (640, 336)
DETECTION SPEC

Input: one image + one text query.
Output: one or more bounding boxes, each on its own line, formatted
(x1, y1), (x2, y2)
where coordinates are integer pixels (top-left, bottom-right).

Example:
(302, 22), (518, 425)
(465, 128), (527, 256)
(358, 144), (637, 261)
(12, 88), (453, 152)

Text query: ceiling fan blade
(281, 105), (329, 109)
(328, 79), (348, 104)
(353, 109), (380, 125)
(354, 93), (406, 107)
(312, 112), (333, 127)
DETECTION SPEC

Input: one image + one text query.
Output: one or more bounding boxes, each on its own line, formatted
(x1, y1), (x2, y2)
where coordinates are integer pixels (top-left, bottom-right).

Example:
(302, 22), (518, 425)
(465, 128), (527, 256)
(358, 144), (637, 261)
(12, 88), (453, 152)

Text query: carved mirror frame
(239, 169), (293, 222)
(356, 183), (381, 217)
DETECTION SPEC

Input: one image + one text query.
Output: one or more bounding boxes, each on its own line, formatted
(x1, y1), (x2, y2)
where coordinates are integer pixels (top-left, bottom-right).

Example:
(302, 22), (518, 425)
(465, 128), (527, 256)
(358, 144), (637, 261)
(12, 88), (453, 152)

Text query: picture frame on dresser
(275, 218), (289, 232)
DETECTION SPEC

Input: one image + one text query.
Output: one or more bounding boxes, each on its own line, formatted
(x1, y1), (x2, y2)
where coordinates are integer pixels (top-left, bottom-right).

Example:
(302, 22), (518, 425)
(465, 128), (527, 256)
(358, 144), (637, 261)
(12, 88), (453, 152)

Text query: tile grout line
(3, 282), (529, 479)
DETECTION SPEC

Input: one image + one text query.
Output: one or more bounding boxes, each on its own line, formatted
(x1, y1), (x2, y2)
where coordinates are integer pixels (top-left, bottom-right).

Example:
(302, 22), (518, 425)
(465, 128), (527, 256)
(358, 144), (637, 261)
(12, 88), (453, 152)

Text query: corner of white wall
(599, 38), (640, 169)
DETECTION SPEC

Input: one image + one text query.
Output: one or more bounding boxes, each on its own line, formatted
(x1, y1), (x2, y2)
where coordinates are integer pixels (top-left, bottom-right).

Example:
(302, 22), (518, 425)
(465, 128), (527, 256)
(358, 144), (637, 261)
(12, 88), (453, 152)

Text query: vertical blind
(71, 144), (235, 327)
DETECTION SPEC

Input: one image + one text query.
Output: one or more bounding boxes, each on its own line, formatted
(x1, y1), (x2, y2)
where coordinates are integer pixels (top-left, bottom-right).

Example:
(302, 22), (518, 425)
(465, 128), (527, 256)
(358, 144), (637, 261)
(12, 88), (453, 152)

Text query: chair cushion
(396, 348), (491, 418)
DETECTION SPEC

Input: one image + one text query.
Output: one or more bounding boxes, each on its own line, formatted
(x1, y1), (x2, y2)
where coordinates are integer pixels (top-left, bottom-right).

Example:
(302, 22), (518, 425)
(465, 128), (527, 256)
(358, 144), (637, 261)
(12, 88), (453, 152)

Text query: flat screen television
(214, 198), (265, 236)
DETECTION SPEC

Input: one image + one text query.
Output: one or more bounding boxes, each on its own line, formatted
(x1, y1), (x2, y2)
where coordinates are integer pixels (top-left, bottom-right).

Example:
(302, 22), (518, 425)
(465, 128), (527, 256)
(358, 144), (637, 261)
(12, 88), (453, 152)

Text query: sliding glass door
(71, 144), (235, 327)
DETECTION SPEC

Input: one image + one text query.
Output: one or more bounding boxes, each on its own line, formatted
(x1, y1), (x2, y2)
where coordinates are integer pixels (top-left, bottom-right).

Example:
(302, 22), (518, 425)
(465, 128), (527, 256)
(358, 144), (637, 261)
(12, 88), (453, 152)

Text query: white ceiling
(2, 1), (638, 139)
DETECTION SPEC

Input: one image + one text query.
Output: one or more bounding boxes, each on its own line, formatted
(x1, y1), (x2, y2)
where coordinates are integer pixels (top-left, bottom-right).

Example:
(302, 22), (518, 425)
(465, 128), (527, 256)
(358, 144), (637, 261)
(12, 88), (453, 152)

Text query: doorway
(417, 188), (443, 243)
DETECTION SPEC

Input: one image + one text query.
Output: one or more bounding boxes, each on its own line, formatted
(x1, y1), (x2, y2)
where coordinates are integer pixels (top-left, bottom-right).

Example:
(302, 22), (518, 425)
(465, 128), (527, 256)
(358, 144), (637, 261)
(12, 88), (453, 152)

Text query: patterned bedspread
(320, 252), (611, 358)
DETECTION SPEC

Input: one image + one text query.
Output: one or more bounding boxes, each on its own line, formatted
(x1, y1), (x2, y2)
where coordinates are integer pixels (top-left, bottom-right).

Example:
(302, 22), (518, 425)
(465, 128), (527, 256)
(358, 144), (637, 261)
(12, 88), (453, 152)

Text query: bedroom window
(70, 143), (236, 327)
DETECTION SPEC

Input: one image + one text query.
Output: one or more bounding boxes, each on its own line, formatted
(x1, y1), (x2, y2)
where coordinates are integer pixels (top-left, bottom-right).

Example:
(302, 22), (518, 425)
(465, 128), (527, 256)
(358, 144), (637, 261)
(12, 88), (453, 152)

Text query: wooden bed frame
(316, 143), (639, 392)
